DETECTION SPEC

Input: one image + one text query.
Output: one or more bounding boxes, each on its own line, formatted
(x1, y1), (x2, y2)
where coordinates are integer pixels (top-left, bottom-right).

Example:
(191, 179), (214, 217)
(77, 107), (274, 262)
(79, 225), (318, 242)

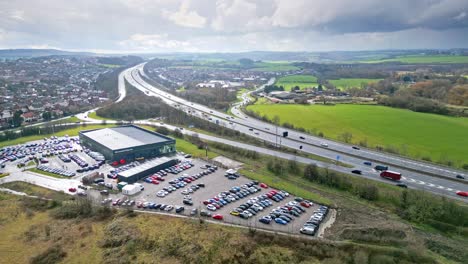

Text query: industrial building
(79, 125), (176, 163)
(117, 156), (178, 183)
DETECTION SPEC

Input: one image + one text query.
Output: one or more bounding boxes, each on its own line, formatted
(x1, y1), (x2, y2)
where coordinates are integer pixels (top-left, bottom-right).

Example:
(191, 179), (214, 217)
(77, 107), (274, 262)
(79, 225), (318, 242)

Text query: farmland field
(360, 55), (468, 64)
(246, 104), (468, 167)
(275, 74), (318, 91)
(329, 78), (382, 90)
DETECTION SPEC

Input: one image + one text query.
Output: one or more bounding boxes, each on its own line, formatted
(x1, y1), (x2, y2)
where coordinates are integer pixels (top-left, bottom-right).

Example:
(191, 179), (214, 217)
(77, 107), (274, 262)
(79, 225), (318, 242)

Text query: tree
(42, 111), (52, 121)
(339, 132), (353, 143)
(239, 58), (254, 67)
(304, 163), (319, 181)
(272, 115), (280, 125)
(317, 84), (323, 91)
(155, 126), (170, 135)
(12, 110), (23, 127)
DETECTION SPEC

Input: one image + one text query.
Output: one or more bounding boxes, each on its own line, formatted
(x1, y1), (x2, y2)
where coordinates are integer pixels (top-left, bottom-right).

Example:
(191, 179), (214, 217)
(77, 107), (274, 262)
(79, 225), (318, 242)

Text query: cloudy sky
(0, 0), (467, 53)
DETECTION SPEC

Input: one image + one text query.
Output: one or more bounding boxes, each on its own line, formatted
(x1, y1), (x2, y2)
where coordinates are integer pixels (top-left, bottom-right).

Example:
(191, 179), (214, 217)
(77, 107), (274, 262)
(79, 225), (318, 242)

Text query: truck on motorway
(380, 170), (401, 181)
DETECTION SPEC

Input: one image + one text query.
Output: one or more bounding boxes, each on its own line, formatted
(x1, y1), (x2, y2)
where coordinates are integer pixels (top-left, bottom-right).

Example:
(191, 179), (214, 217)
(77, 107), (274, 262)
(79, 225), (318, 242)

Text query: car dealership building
(79, 125), (176, 163)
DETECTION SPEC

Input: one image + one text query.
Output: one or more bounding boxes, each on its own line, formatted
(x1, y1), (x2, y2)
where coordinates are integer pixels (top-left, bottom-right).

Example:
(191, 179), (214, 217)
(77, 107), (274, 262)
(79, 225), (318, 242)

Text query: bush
(51, 198), (114, 220)
(155, 126), (170, 135)
(30, 245), (66, 264)
(356, 184), (379, 201)
(304, 164), (319, 181)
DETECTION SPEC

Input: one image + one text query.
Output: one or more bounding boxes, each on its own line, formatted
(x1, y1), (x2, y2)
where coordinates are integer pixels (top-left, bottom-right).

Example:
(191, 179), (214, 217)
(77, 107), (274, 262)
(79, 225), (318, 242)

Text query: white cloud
(163, 0), (206, 28)
(118, 34), (190, 51)
(454, 11), (466, 20)
(211, 0), (272, 32)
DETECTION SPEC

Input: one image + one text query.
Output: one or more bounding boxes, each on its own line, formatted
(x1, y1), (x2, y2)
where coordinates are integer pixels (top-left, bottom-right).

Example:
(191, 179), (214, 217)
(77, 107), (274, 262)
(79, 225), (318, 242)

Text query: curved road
(122, 63), (467, 201)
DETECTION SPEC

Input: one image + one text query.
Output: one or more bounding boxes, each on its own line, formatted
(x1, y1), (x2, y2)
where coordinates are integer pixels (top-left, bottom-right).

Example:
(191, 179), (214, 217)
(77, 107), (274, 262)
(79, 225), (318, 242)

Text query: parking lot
(89, 158), (332, 237)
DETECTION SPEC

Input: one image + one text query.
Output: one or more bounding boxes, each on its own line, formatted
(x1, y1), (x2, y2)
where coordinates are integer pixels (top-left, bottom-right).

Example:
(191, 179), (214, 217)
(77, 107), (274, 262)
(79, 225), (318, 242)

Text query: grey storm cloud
(0, 0), (467, 52)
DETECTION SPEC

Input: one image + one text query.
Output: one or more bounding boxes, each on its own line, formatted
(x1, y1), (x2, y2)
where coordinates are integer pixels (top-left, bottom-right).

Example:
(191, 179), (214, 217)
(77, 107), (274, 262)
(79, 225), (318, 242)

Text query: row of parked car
(84, 149), (105, 161)
(37, 165), (76, 177)
(259, 198), (311, 226)
(0, 136), (78, 164)
(107, 161), (141, 179)
(166, 160), (195, 174)
(300, 205), (329, 236)
(69, 154), (88, 168)
(230, 194), (274, 219)
(155, 166), (215, 197)
(204, 181), (262, 212)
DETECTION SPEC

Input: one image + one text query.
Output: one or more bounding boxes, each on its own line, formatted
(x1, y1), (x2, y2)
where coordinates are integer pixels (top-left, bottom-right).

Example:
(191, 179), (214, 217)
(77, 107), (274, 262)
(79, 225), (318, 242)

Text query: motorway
(122, 63), (468, 201)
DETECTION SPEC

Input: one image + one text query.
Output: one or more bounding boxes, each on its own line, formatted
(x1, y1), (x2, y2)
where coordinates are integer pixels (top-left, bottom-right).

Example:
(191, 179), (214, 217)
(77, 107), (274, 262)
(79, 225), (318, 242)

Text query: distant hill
(0, 49), (95, 59)
(147, 49), (468, 63)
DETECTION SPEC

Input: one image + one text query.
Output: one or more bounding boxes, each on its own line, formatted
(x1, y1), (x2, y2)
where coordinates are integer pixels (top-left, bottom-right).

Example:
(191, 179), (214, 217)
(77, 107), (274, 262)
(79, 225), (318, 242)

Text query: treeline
(377, 95), (450, 115)
(96, 89), (163, 121)
(95, 67), (125, 100)
(0, 124), (80, 143)
(264, 85), (284, 94)
(178, 87), (237, 111)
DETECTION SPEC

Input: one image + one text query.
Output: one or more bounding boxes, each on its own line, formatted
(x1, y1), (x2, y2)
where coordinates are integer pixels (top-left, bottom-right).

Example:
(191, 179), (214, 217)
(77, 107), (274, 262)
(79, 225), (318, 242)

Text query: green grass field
(329, 78), (383, 90)
(361, 55), (468, 64)
(275, 75), (318, 91)
(247, 104), (468, 167)
(87, 111), (113, 121)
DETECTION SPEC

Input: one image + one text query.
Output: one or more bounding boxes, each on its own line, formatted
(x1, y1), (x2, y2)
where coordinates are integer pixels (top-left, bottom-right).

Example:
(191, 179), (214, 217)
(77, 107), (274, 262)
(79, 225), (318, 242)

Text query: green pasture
(275, 75), (319, 91)
(247, 104), (468, 167)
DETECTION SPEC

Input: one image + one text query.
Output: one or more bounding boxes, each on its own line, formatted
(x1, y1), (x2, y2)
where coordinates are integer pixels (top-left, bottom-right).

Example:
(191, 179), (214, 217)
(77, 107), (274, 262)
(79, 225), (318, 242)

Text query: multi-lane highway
(123, 63), (468, 200)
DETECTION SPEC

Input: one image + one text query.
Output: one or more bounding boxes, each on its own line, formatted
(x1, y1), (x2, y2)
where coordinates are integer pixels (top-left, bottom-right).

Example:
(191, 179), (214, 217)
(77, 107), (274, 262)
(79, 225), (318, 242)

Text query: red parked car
(68, 187), (77, 193)
(456, 191), (468, 197)
(152, 180), (160, 184)
(300, 201), (311, 208)
(203, 200), (210, 205)
(212, 214), (223, 220)
(259, 183), (268, 188)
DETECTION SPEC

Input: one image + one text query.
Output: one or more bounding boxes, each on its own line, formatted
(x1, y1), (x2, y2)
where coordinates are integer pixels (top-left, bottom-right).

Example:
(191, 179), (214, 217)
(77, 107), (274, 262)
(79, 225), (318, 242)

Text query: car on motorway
(351, 170), (362, 175)
(363, 161), (372, 166)
(352, 146), (360, 150)
(374, 165), (388, 171)
(456, 191), (468, 197)
(456, 174), (465, 180)
(320, 142), (328, 147)
(299, 136), (305, 140)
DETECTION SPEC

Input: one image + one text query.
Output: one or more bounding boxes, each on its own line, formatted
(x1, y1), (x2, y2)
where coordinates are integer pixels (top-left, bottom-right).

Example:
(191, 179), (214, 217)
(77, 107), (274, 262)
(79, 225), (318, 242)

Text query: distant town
(0, 56), (113, 128)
